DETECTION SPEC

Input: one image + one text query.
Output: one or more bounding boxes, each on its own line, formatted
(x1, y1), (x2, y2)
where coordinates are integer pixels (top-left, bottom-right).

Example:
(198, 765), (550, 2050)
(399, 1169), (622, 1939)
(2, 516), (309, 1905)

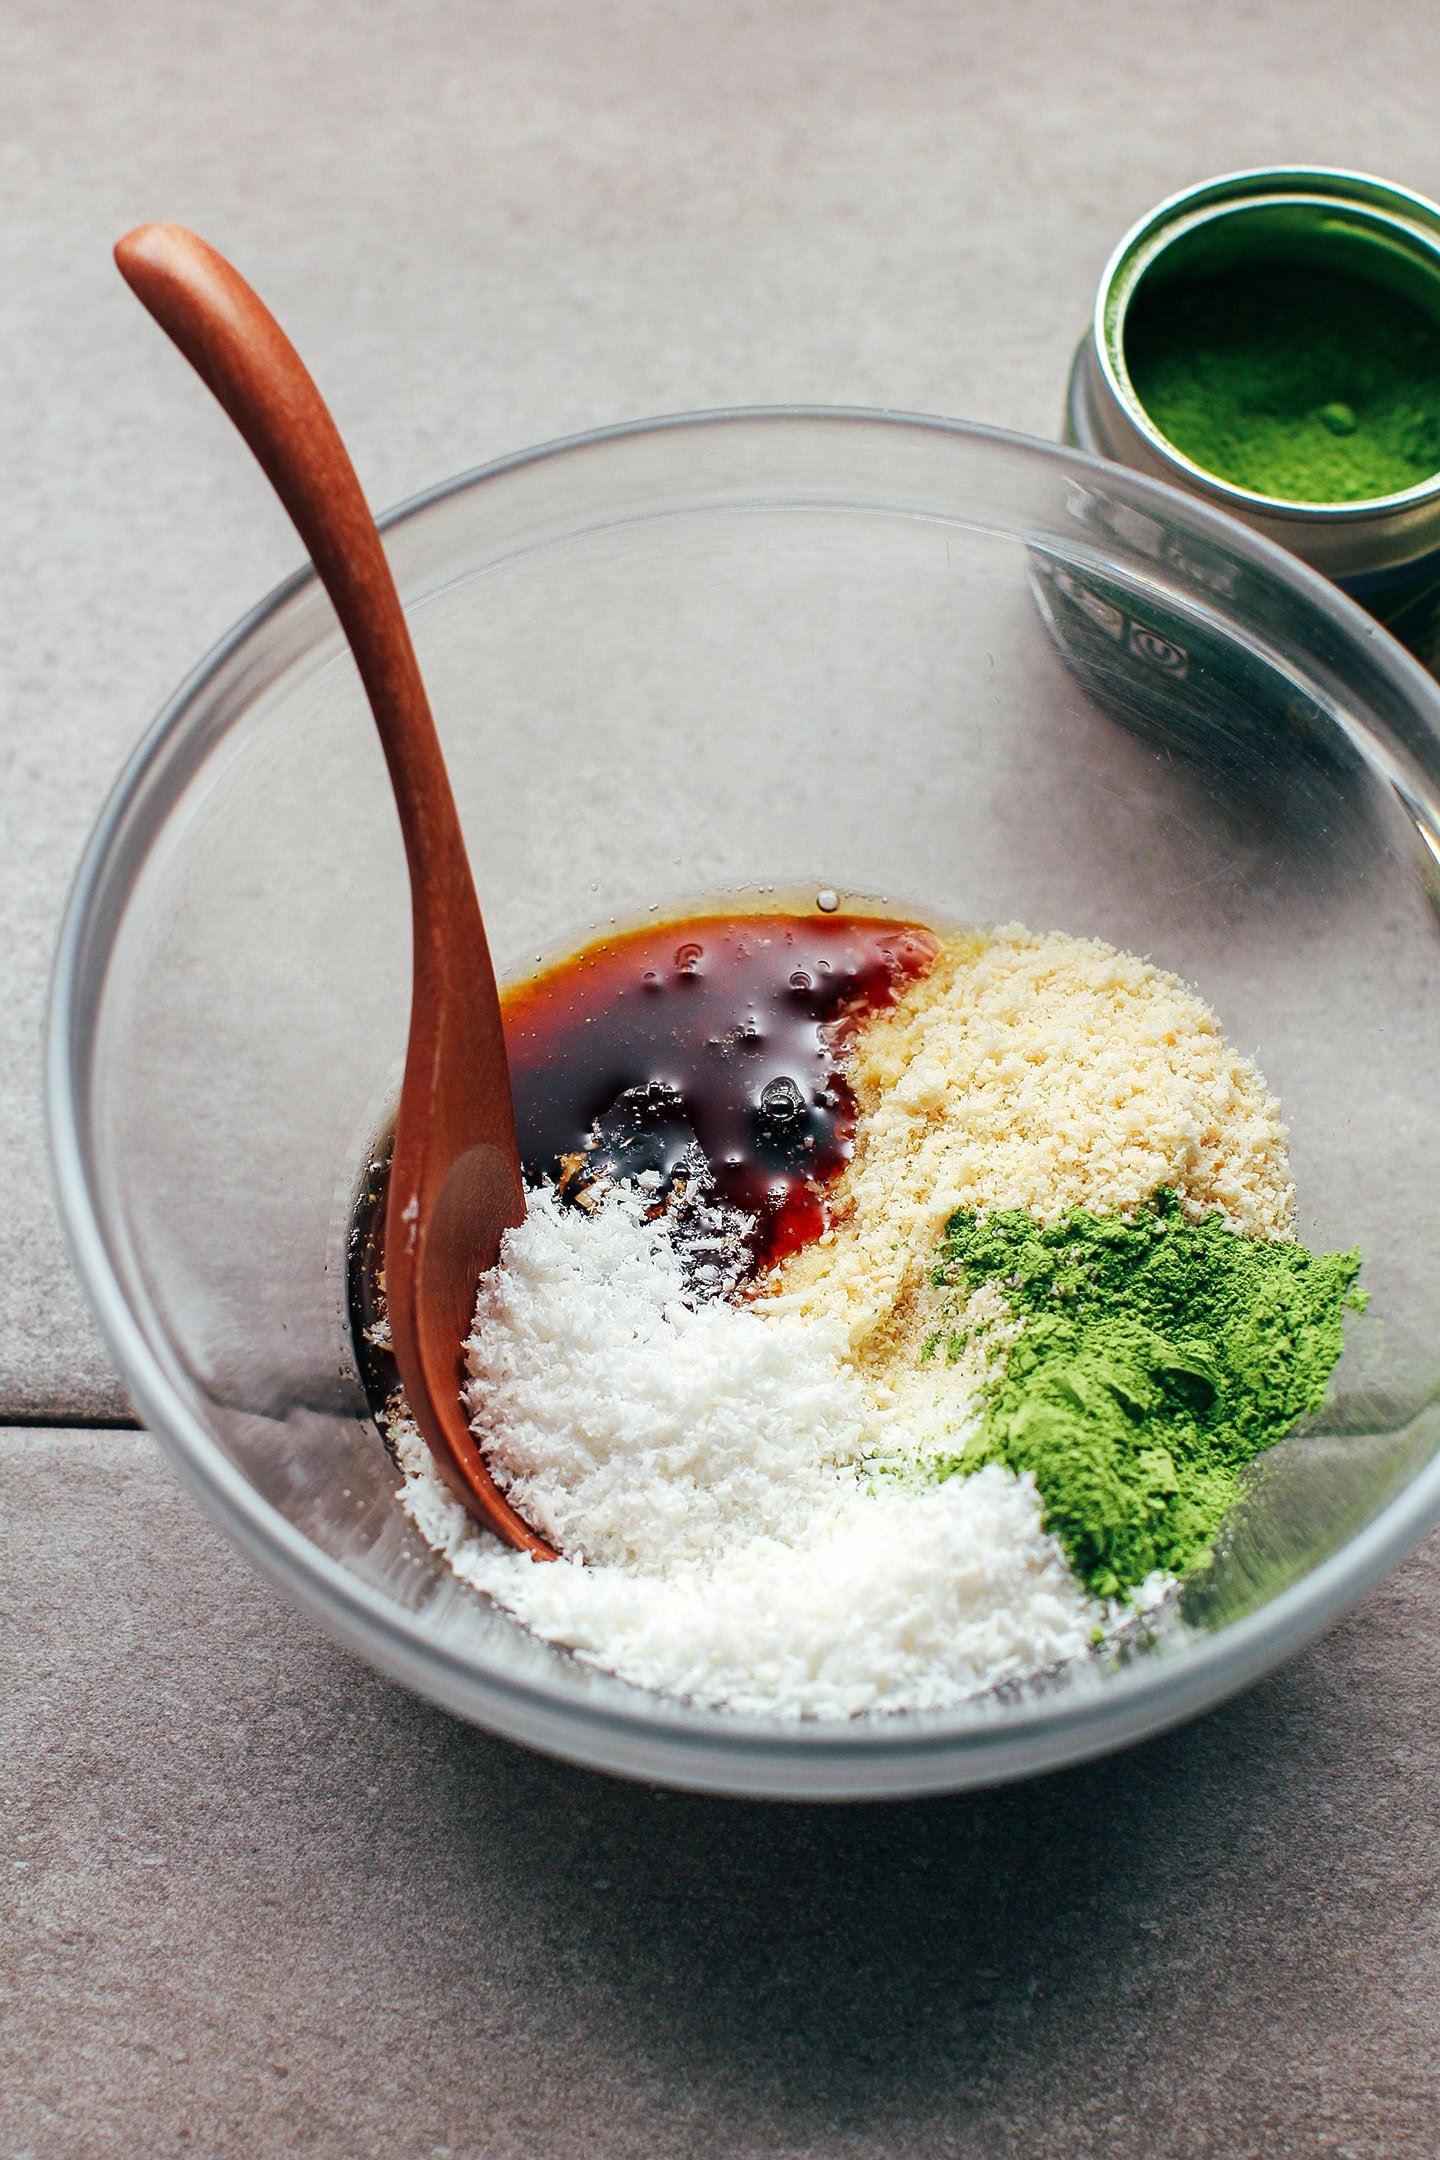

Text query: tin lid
(1074, 167), (1440, 579)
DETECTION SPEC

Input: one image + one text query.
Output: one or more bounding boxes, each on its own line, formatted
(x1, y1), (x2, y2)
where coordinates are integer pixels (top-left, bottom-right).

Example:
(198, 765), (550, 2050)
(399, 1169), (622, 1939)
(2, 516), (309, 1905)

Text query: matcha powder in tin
(1125, 263), (1440, 503)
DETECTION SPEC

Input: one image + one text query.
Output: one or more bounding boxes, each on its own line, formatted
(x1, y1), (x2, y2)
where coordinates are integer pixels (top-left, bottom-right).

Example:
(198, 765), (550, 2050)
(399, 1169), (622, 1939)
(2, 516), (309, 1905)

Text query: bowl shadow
(362, 1576), (1433, 2152)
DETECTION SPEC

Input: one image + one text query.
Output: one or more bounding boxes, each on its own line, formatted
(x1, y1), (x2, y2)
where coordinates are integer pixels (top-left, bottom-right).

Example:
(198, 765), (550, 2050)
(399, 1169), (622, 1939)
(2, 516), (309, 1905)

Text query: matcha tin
(1066, 167), (1440, 668)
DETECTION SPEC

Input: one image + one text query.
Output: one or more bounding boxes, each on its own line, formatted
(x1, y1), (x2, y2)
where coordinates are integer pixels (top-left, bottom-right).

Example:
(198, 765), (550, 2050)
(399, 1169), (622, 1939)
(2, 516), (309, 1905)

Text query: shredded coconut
(391, 1182), (1117, 1718)
(461, 1182), (870, 1575)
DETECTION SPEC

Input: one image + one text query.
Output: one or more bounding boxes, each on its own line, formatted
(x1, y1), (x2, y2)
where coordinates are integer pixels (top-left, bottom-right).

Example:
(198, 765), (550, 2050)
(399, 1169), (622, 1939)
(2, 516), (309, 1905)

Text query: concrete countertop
(6, 2), (1440, 2152)
(9, 1432), (1440, 2159)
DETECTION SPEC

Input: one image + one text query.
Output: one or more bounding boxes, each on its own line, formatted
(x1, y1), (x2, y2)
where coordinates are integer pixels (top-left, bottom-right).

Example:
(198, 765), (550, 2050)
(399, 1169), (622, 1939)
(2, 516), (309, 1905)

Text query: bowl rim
(45, 404), (1440, 1798)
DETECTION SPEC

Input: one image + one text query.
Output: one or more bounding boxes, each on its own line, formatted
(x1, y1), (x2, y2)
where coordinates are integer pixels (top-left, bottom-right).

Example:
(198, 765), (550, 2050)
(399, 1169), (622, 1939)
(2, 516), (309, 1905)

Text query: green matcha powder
(927, 1193), (1364, 1599)
(1125, 264), (1440, 503)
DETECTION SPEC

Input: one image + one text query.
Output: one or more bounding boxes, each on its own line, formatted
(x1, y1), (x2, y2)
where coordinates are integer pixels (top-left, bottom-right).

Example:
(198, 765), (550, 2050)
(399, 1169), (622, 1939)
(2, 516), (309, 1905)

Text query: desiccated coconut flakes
(393, 1181), (1117, 1718)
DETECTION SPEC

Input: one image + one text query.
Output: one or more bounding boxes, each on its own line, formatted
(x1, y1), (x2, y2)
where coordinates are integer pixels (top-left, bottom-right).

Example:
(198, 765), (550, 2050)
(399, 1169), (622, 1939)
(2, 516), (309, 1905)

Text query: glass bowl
(48, 411), (1440, 1799)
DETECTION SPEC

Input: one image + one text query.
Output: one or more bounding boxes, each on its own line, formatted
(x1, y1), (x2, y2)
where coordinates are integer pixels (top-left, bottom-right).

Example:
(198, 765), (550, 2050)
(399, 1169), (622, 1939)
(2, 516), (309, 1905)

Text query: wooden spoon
(115, 223), (551, 1559)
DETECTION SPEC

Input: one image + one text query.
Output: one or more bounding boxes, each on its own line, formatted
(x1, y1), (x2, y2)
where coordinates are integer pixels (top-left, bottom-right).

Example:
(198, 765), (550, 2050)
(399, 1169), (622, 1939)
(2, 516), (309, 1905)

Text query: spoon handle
(114, 224), (481, 962)
(116, 224), (540, 1555)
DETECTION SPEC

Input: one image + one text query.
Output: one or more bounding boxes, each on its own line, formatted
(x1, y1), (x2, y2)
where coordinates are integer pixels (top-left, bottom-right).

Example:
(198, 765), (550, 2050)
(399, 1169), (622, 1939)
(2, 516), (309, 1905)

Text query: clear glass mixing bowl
(48, 412), (1440, 1799)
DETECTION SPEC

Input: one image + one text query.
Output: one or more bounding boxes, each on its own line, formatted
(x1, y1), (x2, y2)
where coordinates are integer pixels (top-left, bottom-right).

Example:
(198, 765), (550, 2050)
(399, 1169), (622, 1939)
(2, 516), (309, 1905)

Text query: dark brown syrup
(350, 909), (938, 1419)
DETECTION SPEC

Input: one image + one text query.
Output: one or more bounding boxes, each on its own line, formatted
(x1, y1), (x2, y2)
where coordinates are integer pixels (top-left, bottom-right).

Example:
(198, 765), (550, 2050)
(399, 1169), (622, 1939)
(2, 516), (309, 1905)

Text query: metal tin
(1066, 167), (1440, 669)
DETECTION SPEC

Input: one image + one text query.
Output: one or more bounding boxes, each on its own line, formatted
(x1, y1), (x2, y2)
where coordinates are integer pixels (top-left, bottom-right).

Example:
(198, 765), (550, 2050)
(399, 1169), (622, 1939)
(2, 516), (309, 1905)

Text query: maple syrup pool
(350, 905), (938, 1420)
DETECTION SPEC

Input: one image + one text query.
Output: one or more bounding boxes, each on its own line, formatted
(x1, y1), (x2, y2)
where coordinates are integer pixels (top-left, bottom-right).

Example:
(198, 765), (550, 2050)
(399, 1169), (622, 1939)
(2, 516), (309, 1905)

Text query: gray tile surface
(9, 7), (1440, 2154)
(8, 0), (1440, 1412)
(7, 1429), (1440, 2160)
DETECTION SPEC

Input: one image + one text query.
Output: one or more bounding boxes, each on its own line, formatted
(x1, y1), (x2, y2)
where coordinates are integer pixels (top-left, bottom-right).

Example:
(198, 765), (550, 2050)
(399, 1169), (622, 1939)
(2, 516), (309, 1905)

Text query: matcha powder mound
(930, 1193), (1364, 1598)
